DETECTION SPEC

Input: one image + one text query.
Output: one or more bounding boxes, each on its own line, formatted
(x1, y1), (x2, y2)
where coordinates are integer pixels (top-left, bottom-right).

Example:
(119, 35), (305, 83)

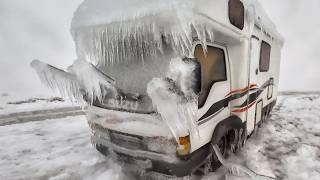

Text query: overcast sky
(0, 0), (319, 97)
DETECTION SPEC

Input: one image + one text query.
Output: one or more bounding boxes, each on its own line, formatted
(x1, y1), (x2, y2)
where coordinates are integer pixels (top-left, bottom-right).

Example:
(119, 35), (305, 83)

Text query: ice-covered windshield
(96, 48), (176, 95)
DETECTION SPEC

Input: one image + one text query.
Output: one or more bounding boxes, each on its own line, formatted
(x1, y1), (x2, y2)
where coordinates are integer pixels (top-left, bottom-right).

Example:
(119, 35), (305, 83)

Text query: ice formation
(31, 0), (216, 139)
(30, 60), (81, 101)
(31, 59), (117, 105)
(212, 144), (276, 179)
(147, 58), (200, 142)
(71, 0), (214, 66)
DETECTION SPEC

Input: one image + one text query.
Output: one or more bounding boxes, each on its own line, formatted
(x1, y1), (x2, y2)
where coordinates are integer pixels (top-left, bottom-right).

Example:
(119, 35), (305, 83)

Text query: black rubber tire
(241, 128), (248, 147)
(210, 135), (227, 171)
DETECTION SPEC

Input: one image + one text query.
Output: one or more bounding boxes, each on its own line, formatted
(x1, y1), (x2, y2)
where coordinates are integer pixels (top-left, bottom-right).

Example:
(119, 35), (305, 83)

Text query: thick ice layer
(68, 59), (117, 104)
(147, 58), (199, 142)
(71, 0), (214, 66)
(30, 60), (82, 101)
(30, 59), (117, 105)
(212, 144), (256, 178)
(87, 106), (172, 138)
(97, 52), (173, 95)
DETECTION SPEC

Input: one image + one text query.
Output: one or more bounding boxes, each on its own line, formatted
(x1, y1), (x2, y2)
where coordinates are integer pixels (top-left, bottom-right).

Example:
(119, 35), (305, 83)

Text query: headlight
(176, 135), (191, 157)
(144, 137), (176, 155)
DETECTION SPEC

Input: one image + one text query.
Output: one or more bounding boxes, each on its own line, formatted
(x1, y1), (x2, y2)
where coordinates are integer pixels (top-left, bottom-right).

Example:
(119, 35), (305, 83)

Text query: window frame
(192, 42), (229, 108)
(259, 40), (272, 72)
(228, 0), (245, 30)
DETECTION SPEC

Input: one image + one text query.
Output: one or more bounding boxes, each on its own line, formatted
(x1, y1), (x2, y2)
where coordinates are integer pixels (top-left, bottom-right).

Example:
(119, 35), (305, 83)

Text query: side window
(259, 41), (271, 72)
(194, 45), (227, 108)
(228, 0), (245, 30)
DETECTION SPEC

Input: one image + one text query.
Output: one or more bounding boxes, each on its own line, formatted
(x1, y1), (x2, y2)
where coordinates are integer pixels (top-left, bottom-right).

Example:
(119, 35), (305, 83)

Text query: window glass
(194, 45), (227, 108)
(260, 41), (271, 72)
(228, 0), (245, 30)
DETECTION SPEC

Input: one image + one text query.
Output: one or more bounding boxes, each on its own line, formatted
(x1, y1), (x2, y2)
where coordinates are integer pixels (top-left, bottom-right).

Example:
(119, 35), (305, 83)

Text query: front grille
(90, 123), (147, 151)
(109, 130), (147, 150)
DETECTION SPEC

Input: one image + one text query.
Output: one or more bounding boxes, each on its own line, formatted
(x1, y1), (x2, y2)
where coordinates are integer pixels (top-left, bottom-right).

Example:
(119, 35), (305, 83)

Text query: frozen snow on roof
(71, 0), (195, 29)
(71, 0), (283, 66)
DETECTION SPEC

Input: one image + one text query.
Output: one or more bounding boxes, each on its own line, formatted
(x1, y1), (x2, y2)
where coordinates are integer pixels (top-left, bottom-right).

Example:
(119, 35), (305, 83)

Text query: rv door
(247, 37), (262, 134)
(194, 44), (230, 125)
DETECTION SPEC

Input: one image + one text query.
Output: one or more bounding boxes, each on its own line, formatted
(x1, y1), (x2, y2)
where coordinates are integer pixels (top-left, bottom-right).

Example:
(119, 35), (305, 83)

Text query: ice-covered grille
(91, 123), (146, 151)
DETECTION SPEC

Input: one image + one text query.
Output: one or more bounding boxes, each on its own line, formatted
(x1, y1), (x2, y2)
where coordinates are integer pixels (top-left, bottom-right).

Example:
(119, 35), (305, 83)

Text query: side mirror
(182, 58), (201, 95)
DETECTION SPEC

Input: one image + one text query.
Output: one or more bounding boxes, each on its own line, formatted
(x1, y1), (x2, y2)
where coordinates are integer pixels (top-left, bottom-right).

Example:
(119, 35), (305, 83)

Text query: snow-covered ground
(0, 94), (75, 116)
(0, 93), (319, 180)
(0, 116), (126, 180)
(206, 93), (320, 180)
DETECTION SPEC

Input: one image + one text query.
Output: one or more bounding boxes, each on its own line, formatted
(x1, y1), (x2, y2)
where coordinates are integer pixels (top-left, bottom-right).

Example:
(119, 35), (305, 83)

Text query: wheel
(253, 120), (259, 137)
(264, 110), (270, 122)
(203, 135), (228, 173)
(231, 128), (246, 153)
(241, 128), (247, 147)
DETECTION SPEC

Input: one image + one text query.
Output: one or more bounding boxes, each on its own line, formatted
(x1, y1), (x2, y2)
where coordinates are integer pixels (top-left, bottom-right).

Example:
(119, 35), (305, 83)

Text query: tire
(231, 128), (246, 153)
(205, 135), (228, 172)
(253, 118), (260, 137)
(241, 128), (247, 147)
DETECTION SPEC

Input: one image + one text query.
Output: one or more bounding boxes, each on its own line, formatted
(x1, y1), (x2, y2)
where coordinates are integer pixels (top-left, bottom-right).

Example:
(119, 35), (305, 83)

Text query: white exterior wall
(190, 0), (284, 152)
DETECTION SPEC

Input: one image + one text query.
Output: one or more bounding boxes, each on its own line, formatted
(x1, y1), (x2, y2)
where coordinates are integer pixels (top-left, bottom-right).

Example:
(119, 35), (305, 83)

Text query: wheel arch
(211, 116), (245, 145)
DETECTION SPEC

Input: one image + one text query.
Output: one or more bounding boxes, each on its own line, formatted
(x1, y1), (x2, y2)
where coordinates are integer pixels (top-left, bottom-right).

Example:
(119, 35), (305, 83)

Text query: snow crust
(0, 116), (127, 180)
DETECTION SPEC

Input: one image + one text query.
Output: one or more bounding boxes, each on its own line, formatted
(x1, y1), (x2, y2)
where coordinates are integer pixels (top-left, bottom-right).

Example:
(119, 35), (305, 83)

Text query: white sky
(0, 0), (319, 96)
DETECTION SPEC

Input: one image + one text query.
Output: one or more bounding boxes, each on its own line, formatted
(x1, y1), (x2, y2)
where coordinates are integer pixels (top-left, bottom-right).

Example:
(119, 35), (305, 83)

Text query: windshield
(89, 35), (183, 113)
(96, 43), (178, 95)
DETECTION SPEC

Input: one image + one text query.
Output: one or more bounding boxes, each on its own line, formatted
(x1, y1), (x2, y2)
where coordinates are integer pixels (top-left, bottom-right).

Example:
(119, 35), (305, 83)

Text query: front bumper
(92, 135), (211, 177)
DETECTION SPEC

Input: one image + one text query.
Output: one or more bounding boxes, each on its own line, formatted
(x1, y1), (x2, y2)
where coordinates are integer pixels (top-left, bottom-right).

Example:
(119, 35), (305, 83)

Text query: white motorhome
(32, 0), (284, 178)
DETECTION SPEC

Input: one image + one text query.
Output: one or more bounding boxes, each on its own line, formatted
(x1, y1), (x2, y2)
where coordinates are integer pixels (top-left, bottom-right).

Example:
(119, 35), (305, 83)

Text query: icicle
(67, 59), (117, 104)
(30, 60), (83, 102)
(30, 59), (118, 105)
(70, 0), (216, 66)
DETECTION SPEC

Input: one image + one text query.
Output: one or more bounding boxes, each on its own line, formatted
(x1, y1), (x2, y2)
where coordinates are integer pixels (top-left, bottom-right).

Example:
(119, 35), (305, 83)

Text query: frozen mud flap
(92, 135), (211, 178)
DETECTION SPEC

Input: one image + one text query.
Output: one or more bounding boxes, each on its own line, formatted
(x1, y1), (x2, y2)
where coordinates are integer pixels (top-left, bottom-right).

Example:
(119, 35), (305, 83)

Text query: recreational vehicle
(32, 0), (284, 178)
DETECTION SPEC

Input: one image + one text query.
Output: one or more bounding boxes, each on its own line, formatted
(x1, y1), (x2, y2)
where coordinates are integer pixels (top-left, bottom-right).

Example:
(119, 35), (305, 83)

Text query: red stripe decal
(225, 84), (257, 97)
(232, 100), (257, 113)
